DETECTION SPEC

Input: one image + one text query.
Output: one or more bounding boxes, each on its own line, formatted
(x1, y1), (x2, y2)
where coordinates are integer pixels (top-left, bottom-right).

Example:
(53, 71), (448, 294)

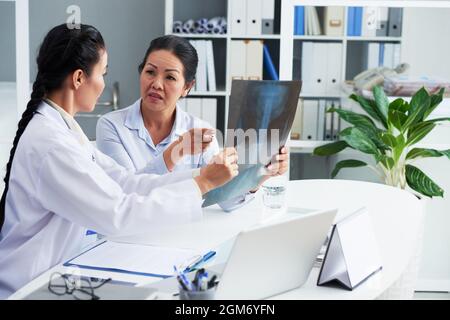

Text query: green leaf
(406, 165), (444, 198)
(388, 109), (408, 131)
(349, 94), (385, 126)
(389, 98), (410, 113)
(313, 141), (348, 156)
(379, 155), (395, 170)
(340, 127), (380, 155)
(329, 107), (376, 130)
(406, 122), (436, 146)
(381, 133), (397, 148)
(392, 134), (406, 163)
(423, 88), (445, 120)
(403, 88), (431, 130)
(409, 87), (430, 115)
(331, 160), (367, 178)
(406, 148), (446, 160)
(373, 86), (390, 120)
(420, 117), (450, 124)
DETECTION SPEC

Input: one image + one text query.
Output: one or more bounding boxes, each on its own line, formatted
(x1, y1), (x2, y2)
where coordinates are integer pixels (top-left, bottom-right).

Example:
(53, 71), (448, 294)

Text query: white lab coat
(0, 102), (203, 299)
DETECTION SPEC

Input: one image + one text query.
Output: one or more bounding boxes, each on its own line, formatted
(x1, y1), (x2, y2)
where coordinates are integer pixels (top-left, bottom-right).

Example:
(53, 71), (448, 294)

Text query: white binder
(230, 0), (247, 35)
(201, 98), (217, 129)
(205, 40), (217, 92)
(326, 43), (343, 97)
(323, 6), (344, 36)
(383, 43), (395, 68)
(195, 40), (208, 92)
(229, 40), (247, 89)
(301, 42), (314, 95)
(301, 100), (318, 140)
(246, 40), (263, 80)
(246, 0), (262, 35)
(186, 98), (202, 119)
(317, 100), (326, 140)
(310, 42), (327, 96)
(367, 42), (380, 69)
(362, 7), (378, 37)
(261, 0), (275, 34)
(317, 207), (382, 290)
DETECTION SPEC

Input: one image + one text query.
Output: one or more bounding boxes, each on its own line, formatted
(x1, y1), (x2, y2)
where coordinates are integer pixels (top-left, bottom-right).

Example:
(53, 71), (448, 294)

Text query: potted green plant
(313, 86), (450, 198)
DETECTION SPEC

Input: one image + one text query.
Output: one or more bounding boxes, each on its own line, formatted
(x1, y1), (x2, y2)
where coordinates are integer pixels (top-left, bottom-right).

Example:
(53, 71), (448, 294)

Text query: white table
(9, 179), (424, 300)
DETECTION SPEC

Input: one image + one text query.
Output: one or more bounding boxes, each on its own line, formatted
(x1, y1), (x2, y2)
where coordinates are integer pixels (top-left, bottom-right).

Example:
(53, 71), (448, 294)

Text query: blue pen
(185, 251), (216, 272)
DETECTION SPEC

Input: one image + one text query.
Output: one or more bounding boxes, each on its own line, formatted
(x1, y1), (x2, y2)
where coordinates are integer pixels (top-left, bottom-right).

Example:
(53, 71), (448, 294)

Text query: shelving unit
(165, 0), (282, 134)
(165, 0), (404, 148)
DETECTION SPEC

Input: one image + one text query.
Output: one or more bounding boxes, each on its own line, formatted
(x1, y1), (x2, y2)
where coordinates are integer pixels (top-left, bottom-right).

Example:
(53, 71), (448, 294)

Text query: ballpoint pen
(184, 251), (216, 273)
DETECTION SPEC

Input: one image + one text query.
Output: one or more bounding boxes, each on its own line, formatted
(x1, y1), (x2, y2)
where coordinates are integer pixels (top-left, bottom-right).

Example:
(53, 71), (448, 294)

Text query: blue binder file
(347, 7), (355, 36)
(294, 6), (304, 35)
(354, 7), (363, 36)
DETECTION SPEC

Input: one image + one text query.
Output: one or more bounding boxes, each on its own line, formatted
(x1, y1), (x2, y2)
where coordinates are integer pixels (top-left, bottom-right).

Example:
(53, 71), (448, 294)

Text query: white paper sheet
(66, 241), (203, 277)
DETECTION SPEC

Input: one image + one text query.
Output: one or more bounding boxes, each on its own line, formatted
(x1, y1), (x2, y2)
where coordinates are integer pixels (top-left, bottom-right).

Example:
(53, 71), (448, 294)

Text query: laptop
(213, 208), (337, 299)
(148, 208), (337, 300)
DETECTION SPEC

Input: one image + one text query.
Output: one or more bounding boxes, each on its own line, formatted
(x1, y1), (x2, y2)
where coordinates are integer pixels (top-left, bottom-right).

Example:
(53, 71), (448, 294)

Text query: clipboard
(64, 240), (205, 279)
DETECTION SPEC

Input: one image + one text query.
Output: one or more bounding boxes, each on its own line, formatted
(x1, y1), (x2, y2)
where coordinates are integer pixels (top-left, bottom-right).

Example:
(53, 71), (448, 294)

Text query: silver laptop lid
(215, 208), (337, 300)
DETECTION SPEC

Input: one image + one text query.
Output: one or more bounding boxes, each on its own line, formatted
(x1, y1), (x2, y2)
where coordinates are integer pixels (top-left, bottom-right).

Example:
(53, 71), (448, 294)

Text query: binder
(325, 43), (343, 97)
(393, 44), (401, 67)
(317, 100), (326, 140)
(367, 42), (380, 69)
(261, 0), (275, 34)
(195, 40), (208, 92)
(246, 0), (261, 35)
(205, 40), (217, 92)
(323, 6), (344, 36)
(388, 8), (403, 37)
(383, 43), (395, 68)
(317, 207), (382, 290)
(301, 42), (314, 95)
(310, 42), (327, 95)
(376, 7), (389, 36)
(378, 43), (385, 66)
(246, 40), (263, 80)
(324, 101), (333, 140)
(361, 7), (377, 37)
(301, 100), (318, 140)
(186, 98), (202, 118)
(294, 6), (305, 35)
(346, 7), (355, 36)
(201, 98), (217, 129)
(332, 101), (340, 140)
(353, 7), (363, 36)
(230, 0), (247, 35)
(229, 40), (247, 89)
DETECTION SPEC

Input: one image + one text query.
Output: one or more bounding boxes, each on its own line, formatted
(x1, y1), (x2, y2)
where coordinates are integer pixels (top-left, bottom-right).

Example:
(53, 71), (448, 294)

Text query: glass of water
(261, 176), (287, 210)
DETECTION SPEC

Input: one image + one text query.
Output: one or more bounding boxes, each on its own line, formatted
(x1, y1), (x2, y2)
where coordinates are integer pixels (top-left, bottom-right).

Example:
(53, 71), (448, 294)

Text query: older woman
(96, 35), (288, 210)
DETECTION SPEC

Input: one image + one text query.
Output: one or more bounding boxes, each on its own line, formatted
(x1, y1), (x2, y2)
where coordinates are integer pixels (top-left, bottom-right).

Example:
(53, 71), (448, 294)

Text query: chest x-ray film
(202, 80), (302, 208)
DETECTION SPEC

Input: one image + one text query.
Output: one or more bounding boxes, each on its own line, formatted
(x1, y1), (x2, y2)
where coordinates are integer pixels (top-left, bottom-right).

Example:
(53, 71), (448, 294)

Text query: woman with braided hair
(0, 24), (238, 299)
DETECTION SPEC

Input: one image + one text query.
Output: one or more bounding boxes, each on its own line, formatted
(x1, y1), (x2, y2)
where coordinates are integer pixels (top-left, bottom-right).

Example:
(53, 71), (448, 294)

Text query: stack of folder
(229, 0), (276, 35)
(189, 40), (216, 92)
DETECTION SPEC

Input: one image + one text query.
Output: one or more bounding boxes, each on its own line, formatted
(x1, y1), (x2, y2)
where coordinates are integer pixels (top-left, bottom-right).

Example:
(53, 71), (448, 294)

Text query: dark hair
(138, 35), (198, 84)
(0, 24), (105, 232)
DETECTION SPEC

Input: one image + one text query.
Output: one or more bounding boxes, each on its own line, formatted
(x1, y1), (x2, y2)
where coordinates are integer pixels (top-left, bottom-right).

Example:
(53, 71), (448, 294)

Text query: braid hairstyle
(0, 24), (105, 232)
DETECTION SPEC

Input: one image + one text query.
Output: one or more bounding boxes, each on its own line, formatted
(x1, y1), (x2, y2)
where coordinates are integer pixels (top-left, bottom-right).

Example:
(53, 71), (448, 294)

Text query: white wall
(401, 7), (450, 78)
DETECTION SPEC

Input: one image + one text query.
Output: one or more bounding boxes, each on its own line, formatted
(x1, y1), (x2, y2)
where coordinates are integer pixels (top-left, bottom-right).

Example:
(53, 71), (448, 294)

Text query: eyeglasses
(48, 272), (112, 300)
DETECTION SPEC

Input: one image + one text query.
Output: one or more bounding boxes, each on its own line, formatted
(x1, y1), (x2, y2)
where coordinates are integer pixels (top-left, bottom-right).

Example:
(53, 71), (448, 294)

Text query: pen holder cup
(179, 285), (217, 300)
